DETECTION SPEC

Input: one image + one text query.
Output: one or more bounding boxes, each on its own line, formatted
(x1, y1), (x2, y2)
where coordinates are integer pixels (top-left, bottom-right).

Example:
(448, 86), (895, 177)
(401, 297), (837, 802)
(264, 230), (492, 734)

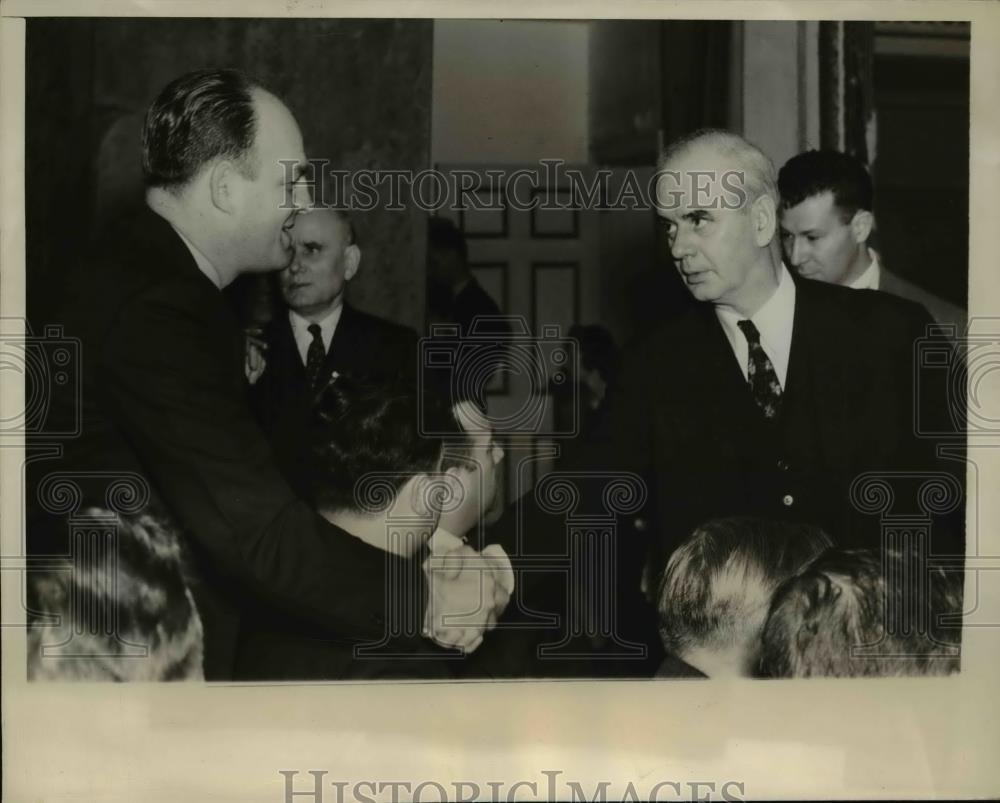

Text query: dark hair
(777, 150), (873, 221)
(428, 216), (467, 263)
(568, 324), (620, 387)
(657, 517), (833, 656)
(761, 546), (962, 678)
(309, 375), (469, 514)
(141, 68), (260, 191)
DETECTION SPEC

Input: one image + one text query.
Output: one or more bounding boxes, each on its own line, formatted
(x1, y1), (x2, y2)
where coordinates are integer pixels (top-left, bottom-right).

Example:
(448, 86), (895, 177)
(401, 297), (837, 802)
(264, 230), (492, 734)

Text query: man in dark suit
(251, 207), (418, 501)
(28, 68), (500, 680)
(777, 149), (966, 332)
(600, 130), (961, 617)
(427, 216), (509, 334)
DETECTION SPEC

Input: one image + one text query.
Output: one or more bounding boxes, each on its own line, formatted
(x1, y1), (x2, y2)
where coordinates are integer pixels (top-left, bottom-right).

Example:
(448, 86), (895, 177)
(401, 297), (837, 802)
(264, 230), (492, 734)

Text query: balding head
(300, 206), (357, 246)
(658, 129), (779, 212)
(657, 517), (833, 677)
(142, 68), (260, 192)
(654, 129), (783, 317)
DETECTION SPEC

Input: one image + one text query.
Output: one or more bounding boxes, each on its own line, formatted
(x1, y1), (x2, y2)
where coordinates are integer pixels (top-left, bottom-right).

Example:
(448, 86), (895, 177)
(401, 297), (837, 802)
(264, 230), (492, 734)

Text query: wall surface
(738, 21), (820, 168)
(431, 20), (589, 165)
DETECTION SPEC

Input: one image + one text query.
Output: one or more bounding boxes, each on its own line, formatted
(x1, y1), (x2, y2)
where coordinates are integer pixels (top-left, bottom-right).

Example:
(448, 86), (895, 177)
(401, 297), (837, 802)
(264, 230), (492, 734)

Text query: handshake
(422, 529), (515, 653)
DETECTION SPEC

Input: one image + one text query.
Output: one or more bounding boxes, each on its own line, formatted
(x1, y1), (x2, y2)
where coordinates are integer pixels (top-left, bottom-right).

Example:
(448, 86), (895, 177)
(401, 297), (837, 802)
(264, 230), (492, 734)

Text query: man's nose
(670, 229), (694, 260)
(291, 178), (312, 210)
(789, 237), (807, 266)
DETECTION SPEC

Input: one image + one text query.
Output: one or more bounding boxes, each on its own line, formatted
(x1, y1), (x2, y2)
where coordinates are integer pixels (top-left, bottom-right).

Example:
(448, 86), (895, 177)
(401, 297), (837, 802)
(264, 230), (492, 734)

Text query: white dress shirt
(715, 264), (796, 389)
(848, 248), (881, 291)
(289, 306), (343, 365)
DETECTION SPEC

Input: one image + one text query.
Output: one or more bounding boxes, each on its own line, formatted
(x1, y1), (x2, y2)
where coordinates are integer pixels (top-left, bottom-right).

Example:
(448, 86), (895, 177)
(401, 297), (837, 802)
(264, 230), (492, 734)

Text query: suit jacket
(595, 276), (962, 568)
(235, 597), (456, 681)
(28, 207), (423, 680)
(655, 653), (708, 679)
(880, 266), (967, 335)
(250, 304), (418, 500)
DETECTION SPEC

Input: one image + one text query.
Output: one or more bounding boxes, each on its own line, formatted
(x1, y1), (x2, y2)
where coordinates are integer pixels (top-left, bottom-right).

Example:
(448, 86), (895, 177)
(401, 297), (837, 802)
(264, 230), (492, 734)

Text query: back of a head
(27, 508), (204, 681)
(309, 375), (463, 515)
(658, 128), (780, 211)
(777, 150), (873, 220)
(761, 546), (962, 678)
(141, 68), (261, 192)
(657, 517), (833, 664)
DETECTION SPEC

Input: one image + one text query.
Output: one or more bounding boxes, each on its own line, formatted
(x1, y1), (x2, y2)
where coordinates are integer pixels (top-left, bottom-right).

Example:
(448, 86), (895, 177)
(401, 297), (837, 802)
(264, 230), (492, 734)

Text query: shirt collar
(171, 225), (223, 289)
(848, 248), (881, 290)
(715, 264), (797, 388)
(715, 263), (796, 338)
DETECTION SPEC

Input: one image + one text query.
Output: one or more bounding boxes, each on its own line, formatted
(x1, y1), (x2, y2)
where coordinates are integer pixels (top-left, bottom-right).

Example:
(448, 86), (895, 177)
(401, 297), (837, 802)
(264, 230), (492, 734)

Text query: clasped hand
(422, 544), (510, 653)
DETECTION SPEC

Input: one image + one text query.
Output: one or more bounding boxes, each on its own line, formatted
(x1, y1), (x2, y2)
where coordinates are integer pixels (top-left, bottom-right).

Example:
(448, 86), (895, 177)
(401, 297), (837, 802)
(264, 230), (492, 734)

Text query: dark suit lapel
(676, 305), (762, 459)
(274, 314), (308, 386)
(325, 303), (359, 380)
(254, 314), (307, 421)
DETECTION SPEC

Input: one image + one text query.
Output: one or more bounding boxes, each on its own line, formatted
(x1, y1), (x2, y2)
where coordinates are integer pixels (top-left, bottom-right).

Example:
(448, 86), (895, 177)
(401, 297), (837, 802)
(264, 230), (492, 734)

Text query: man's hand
(422, 544), (510, 653)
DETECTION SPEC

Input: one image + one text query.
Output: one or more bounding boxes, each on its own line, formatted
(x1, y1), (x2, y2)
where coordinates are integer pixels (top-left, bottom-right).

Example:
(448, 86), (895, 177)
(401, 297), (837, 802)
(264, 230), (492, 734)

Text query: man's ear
(410, 473), (444, 519)
(442, 464), (470, 499)
(850, 210), (874, 245)
(208, 160), (240, 215)
(343, 244), (361, 282)
(751, 194), (778, 248)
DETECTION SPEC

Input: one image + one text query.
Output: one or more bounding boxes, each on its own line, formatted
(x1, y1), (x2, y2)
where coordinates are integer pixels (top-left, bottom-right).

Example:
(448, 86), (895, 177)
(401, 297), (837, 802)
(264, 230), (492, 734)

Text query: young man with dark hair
(761, 546), (962, 678)
(655, 517), (833, 678)
(236, 377), (511, 679)
(778, 149), (965, 330)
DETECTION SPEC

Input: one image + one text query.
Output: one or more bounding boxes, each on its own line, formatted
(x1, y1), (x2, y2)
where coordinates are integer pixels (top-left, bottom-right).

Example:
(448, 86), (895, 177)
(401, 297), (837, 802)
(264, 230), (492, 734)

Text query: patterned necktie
(737, 319), (782, 420)
(305, 323), (326, 392)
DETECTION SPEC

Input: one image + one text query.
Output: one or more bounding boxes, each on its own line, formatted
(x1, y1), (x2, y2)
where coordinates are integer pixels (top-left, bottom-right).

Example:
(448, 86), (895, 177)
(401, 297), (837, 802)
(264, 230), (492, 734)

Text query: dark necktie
(305, 323), (326, 392)
(737, 319), (782, 420)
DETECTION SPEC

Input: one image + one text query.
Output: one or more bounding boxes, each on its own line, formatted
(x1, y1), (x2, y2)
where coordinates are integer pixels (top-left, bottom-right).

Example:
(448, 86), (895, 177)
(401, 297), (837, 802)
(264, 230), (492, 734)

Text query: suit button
(633, 518), (647, 532)
(777, 459), (790, 471)
(782, 494), (794, 507)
